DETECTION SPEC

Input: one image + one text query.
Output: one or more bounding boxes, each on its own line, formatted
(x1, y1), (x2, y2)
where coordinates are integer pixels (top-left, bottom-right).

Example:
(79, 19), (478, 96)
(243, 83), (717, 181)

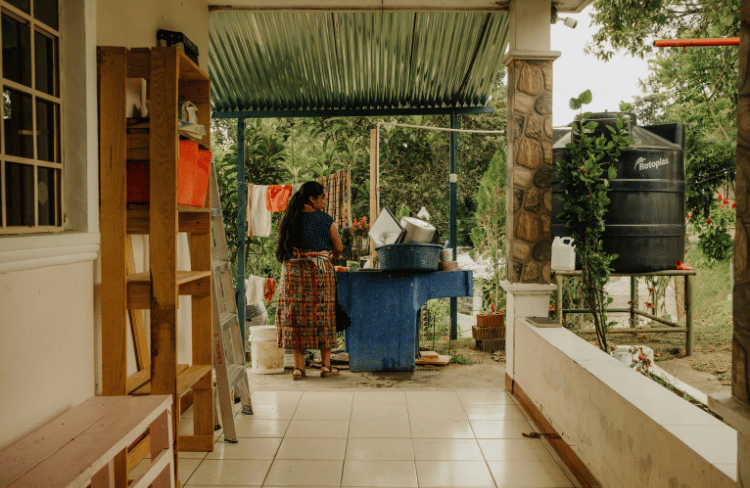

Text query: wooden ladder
(209, 161), (253, 441)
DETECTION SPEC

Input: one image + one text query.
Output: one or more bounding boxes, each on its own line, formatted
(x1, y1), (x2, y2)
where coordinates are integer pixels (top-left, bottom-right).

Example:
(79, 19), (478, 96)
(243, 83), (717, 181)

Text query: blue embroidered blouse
(297, 211), (333, 251)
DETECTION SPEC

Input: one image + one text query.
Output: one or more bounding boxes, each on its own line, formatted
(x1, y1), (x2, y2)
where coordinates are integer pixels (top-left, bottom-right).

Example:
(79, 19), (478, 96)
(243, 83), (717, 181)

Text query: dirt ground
(247, 347), (506, 390)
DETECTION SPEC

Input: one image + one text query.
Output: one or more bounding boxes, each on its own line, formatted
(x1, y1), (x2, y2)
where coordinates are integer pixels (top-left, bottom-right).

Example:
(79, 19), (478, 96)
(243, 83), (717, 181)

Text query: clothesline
(376, 121), (506, 134)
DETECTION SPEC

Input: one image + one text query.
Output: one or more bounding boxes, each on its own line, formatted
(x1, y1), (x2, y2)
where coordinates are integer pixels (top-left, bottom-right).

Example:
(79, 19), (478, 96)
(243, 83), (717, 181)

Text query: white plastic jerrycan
(551, 236), (576, 271)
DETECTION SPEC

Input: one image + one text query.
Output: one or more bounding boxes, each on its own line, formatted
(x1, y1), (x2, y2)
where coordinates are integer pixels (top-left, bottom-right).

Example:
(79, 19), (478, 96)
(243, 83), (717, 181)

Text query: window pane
(5, 162), (34, 226)
(2, 14), (32, 87)
(4, 88), (33, 157)
(33, 0), (57, 30)
(6, 0), (30, 14)
(37, 165), (56, 225)
(36, 99), (56, 162)
(34, 31), (56, 95)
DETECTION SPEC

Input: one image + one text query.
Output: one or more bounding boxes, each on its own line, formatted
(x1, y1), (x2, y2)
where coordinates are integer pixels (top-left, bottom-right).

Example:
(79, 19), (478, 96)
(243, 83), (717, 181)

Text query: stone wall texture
(506, 59), (553, 284)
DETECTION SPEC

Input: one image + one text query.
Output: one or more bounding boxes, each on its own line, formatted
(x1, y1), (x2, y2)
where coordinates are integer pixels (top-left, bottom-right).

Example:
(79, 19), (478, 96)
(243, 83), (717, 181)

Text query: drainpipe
(237, 117), (247, 351)
(450, 110), (458, 340)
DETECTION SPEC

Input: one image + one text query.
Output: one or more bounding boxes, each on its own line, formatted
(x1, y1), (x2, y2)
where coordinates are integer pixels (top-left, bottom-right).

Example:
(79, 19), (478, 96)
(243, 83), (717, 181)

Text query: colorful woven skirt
(275, 250), (338, 350)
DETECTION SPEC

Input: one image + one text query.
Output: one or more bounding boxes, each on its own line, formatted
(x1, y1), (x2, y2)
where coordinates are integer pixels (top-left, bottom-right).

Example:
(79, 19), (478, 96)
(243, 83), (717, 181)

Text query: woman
(275, 181), (344, 380)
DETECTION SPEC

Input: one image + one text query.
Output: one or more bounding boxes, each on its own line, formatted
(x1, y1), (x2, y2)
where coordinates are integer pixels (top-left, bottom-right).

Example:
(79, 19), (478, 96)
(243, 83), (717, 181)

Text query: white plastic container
(249, 325), (284, 374)
(551, 236), (576, 270)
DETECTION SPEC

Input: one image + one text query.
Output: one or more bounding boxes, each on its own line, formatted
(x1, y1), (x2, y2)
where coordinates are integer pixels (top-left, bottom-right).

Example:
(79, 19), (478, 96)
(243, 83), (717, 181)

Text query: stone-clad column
(504, 53), (559, 284)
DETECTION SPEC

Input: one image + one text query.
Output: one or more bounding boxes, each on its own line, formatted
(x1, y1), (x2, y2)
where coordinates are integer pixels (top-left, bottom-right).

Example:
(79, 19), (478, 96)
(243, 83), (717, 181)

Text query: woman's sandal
(320, 364), (339, 378)
(292, 368), (306, 381)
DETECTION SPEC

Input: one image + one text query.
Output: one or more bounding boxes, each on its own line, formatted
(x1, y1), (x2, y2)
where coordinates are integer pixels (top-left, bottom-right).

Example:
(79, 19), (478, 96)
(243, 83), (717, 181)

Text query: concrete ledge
(513, 317), (737, 487)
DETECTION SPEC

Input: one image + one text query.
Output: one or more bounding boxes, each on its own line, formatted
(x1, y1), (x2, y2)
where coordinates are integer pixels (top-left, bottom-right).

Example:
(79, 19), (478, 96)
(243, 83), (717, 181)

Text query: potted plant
(350, 217), (371, 252)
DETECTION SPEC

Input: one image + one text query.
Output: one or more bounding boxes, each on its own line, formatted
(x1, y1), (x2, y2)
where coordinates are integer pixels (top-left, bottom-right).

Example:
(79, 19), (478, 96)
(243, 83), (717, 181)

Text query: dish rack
(376, 243), (442, 271)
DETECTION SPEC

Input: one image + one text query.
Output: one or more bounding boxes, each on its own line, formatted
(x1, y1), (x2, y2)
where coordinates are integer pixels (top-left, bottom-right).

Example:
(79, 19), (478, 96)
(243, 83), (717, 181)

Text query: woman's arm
(330, 224), (344, 260)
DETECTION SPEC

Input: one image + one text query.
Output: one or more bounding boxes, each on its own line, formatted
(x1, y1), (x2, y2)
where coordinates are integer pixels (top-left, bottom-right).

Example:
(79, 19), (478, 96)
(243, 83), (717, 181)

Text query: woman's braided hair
(275, 181), (325, 262)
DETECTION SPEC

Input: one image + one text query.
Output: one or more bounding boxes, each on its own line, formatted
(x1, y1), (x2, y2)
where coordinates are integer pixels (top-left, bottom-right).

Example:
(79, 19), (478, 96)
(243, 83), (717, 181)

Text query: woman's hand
(330, 224), (344, 260)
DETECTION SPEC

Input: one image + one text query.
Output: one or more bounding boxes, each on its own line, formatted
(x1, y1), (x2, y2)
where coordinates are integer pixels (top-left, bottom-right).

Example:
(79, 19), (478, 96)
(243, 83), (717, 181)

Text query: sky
(550, 5), (652, 127)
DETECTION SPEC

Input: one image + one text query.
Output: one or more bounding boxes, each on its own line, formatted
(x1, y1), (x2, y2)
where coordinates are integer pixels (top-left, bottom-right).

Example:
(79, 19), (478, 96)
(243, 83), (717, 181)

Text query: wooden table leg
(685, 274), (694, 356)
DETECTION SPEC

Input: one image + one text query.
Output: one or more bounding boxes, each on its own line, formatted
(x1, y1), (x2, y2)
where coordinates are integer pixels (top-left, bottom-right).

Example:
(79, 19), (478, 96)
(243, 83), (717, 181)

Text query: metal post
(630, 276), (637, 327)
(237, 118), (247, 351)
(449, 110), (458, 340)
(555, 273), (563, 324)
(685, 274), (694, 356)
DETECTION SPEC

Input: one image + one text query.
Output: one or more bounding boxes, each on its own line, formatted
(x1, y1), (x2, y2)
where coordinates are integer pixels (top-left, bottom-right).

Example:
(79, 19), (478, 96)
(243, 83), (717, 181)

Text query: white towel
(245, 275), (266, 306)
(247, 184), (272, 237)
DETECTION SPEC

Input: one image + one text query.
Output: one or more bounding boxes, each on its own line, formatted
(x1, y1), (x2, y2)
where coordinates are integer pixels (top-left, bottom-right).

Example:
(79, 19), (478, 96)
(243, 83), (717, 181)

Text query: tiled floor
(138, 387), (578, 487)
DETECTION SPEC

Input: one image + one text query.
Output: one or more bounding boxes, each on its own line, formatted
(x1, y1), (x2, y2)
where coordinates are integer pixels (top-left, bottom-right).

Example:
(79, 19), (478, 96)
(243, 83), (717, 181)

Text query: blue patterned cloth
(298, 211), (333, 251)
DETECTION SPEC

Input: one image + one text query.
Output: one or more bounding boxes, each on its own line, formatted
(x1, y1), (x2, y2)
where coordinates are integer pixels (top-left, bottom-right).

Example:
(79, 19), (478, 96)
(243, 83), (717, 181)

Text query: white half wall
(514, 318), (737, 487)
(0, 262), (96, 450)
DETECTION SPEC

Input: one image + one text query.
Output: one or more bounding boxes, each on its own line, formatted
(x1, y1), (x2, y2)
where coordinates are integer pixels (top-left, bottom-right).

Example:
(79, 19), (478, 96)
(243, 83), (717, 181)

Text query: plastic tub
(249, 325), (284, 374)
(178, 140), (198, 206)
(192, 149), (211, 206)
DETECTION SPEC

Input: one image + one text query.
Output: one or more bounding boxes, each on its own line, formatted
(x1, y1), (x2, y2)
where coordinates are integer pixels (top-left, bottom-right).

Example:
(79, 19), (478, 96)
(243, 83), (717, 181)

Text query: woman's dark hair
(275, 181), (325, 262)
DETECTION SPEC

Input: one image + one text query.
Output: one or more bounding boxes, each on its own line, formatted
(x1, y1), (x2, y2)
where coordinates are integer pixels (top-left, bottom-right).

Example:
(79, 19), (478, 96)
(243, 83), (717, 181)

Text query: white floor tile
(486, 460), (574, 487)
(206, 437), (282, 460)
(346, 438), (415, 461)
(463, 404), (527, 421)
(285, 420), (350, 438)
(470, 420), (533, 439)
(352, 402), (408, 421)
(478, 439), (555, 461)
(405, 391), (462, 408)
(293, 400), (352, 420)
(184, 459), (271, 486)
(415, 460), (495, 487)
(245, 402), (298, 420)
(250, 391), (303, 404)
(353, 391), (407, 405)
(409, 419), (474, 439)
(407, 403), (468, 420)
(276, 437), (347, 460)
(232, 419), (290, 438)
(342, 460), (418, 487)
(349, 419), (411, 438)
(264, 460), (343, 486)
(457, 389), (514, 405)
(412, 439), (483, 461)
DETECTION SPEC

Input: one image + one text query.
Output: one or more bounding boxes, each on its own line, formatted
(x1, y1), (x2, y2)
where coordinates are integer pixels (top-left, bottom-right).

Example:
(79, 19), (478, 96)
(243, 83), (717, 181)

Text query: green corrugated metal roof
(209, 11), (509, 116)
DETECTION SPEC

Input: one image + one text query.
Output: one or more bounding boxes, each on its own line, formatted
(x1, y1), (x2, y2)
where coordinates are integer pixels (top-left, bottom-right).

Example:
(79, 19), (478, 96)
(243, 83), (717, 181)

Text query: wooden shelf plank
(126, 271), (211, 309)
(127, 207), (210, 235)
(129, 365), (189, 396)
(131, 365), (211, 398)
(127, 132), (149, 160)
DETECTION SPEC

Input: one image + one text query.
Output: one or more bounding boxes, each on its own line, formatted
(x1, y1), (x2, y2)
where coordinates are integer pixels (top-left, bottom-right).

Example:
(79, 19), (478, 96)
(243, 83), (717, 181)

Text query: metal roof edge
(211, 105), (495, 119)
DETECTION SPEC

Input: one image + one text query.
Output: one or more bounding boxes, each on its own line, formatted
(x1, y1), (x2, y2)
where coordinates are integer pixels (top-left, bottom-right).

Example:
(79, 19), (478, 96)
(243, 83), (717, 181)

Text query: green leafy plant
(688, 195), (736, 262)
(555, 91), (633, 352)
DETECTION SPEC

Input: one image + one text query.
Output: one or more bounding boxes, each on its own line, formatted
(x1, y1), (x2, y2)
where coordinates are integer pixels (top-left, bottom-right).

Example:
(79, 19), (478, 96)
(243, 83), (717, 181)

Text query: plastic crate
(376, 243), (442, 271)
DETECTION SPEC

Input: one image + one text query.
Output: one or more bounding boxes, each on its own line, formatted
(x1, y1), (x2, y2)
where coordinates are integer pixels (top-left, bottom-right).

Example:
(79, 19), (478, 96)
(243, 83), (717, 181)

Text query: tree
(589, 0), (739, 261)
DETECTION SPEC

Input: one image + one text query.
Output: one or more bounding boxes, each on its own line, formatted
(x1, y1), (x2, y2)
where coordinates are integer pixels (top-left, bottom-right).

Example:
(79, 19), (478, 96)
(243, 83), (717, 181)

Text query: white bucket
(249, 325), (284, 375)
(551, 236), (576, 270)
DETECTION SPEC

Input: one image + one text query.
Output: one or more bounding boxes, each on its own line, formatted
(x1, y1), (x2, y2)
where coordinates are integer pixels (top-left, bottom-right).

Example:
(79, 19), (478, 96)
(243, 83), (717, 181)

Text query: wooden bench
(0, 395), (174, 488)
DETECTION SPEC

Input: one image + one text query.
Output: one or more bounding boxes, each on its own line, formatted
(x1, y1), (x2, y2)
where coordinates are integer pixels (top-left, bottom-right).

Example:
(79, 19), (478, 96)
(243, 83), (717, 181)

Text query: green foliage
(555, 91), (633, 352)
(472, 150), (508, 312)
(689, 199), (736, 262)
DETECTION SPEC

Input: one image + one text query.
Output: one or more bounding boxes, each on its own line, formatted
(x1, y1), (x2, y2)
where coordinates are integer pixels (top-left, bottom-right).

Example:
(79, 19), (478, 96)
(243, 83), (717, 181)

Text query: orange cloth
(266, 185), (292, 212)
(676, 260), (694, 270)
(263, 278), (276, 304)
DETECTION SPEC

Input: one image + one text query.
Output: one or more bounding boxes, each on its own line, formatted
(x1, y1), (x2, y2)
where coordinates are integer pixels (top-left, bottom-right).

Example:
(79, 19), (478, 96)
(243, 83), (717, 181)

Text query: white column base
(501, 281), (556, 382)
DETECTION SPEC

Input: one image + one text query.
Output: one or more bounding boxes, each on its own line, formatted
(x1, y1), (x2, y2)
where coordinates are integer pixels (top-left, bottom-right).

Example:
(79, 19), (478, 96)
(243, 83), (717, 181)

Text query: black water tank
(552, 113), (685, 272)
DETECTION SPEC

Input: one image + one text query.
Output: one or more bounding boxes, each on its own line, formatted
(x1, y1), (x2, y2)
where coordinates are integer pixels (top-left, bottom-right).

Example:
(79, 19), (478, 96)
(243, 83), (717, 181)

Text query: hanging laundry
(266, 185), (292, 212)
(245, 275), (267, 305)
(263, 278), (276, 303)
(246, 184), (272, 237)
(316, 167), (352, 230)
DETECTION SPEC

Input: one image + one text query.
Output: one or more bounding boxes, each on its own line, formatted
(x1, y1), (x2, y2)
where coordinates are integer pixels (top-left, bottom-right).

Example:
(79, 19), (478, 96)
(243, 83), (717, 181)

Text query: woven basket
(477, 312), (504, 328)
(472, 325), (505, 341)
(376, 243), (442, 271)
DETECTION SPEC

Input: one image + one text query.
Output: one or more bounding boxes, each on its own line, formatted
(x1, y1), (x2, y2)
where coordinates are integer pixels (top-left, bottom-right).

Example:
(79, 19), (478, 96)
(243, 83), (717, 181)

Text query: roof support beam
(212, 106), (493, 119)
(209, 0), (510, 12)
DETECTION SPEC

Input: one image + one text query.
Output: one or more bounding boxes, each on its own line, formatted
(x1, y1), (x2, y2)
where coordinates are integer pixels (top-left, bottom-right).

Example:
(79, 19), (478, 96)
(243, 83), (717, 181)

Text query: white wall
(514, 318), (737, 488)
(0, 262), (96, 450)
(97, 0), (210, 71)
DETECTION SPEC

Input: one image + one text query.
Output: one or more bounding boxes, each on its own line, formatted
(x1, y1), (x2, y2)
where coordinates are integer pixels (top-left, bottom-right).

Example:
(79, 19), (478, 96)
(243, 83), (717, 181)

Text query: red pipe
(654, 38), (739, 47)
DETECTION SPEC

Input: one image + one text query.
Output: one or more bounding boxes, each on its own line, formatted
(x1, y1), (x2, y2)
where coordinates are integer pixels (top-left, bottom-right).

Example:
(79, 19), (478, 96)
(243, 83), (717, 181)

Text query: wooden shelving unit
(98, 46), (214, 485)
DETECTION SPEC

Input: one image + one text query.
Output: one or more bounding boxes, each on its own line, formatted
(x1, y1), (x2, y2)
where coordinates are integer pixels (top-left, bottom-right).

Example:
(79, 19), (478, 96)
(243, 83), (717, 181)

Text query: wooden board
(415, 355), (451, 365)
(419, 351), (439, 359)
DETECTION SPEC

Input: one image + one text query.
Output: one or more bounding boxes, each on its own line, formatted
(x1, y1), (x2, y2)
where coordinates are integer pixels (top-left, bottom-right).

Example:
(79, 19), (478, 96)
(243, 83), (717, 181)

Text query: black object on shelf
(157, 29), (199, 64)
